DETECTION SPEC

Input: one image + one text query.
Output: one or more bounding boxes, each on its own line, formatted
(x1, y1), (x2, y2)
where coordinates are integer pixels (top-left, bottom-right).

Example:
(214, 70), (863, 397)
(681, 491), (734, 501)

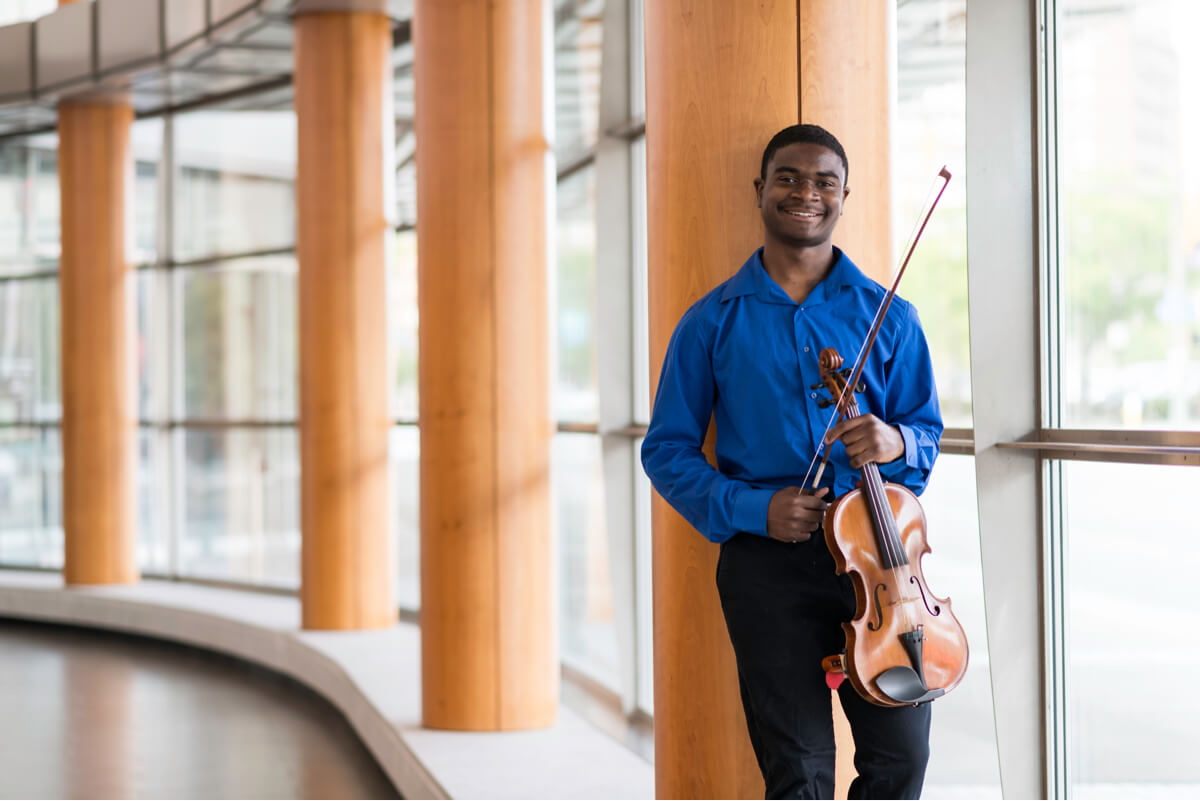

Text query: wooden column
(294, 10), (395, 629)
(58, 100), (137, 585)
(645, 2), (797, 797)
(414, 0), (555, 730)
(798, 0), (893, 281)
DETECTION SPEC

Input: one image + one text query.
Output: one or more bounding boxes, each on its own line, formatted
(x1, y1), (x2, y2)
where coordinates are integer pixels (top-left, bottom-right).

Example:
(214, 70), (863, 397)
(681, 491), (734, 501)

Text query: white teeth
(787, 210), (820, 218)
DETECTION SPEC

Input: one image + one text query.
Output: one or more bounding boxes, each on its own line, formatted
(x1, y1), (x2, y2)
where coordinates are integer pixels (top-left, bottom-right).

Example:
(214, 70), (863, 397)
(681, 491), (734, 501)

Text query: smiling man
(641, 124), (943, 799)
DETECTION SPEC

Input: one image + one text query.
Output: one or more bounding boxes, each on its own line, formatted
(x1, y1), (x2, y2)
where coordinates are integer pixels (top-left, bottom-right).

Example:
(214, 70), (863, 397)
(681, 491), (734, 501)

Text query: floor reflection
(0, 619), (399, 799)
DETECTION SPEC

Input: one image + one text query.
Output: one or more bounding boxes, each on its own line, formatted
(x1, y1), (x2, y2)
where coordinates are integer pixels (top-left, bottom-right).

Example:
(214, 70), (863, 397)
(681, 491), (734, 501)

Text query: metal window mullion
(1043, 456), (1069, 800)
(1036, 2), (1069, 793)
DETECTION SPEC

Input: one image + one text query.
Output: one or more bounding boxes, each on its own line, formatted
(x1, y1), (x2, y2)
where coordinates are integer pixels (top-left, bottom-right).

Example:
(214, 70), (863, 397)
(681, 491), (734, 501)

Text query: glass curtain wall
(553, 0), (622, 696)
(0, 133), (61, 567)
(1048, 1), (1200, 796)
(146, 106), (301, 587)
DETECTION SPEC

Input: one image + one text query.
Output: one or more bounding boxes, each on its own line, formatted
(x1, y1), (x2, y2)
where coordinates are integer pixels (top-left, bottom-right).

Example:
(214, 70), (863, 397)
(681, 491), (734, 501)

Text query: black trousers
(716, 531), (931, 800)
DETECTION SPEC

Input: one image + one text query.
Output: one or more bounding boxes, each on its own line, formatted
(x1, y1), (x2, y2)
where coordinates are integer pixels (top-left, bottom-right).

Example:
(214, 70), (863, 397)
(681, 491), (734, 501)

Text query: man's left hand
(826, 415), (905, 468)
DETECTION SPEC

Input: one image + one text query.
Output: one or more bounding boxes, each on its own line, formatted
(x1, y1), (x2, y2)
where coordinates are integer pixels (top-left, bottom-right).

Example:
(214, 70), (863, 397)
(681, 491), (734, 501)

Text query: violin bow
(801, 166), (953, 492)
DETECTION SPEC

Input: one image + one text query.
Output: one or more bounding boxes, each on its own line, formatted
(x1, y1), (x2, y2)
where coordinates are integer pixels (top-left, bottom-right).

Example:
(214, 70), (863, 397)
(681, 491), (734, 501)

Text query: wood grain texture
(415, 0), (555, 731)
(644, 1), (798, 796)
(58, 100), (137, 586)
(798, 0), (893, 283)
(294, 11), (396, 630)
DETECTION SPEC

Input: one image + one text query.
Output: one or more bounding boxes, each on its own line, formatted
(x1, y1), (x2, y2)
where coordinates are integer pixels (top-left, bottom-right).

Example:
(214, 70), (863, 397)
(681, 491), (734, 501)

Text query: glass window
(389, 230), (418, 421)
(131, 118), (164, 267)
(917, 454), (1002, 797)
(173, 109), (297, 262)
(179, 427), (299, 587)
(555, 432), (619, 689)
(555, 166), (599, 423)
(0, 1), (55, 25)
(176, 258), (298, 422)
(1061, 461), (1199, 797)
(1056, 0), (1200, 429)
(0, 277), (59, 422)
(390, 425), (419, 611)
(895, 0), (971, 428)
(632, 135), (650, 426)
(0, 427), (61, 568)
(633, 437), (653, 712)
(0, 143), (31, 274)
(137, 426), (170, 575)
(554, 0), (604, 159)
(0, 136), (59, 275)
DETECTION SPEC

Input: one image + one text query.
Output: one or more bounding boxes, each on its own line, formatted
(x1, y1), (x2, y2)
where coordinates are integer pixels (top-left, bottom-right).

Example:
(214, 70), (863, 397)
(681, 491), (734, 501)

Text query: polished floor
(0, 619), (399, 799)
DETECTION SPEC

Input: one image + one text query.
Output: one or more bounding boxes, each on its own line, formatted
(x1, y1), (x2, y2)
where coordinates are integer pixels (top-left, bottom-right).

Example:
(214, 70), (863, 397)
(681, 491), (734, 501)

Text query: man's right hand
(766, 486), (830, 543)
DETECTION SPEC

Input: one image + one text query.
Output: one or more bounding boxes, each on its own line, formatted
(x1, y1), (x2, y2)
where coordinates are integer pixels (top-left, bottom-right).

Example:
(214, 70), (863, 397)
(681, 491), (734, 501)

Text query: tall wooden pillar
(414, 0), (555, 730)
(57, 90), (137, 585)
(645, 2), (797, 797)
(646, 1), (893, 798)
(294, 9), (396, 629)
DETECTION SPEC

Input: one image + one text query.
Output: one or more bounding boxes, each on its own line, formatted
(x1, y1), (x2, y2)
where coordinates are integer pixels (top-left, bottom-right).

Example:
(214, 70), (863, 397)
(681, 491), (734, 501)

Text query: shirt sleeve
(875, 304), (943, 495)
(640, 308), (775, 543)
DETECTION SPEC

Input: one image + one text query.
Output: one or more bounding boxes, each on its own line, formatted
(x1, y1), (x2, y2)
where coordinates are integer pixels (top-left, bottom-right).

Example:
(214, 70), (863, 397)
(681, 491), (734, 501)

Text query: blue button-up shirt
(641, 247), (942, 544)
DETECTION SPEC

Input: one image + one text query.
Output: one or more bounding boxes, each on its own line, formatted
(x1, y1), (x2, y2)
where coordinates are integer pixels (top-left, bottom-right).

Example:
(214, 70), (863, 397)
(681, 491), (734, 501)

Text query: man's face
(754, 142), (849, 249)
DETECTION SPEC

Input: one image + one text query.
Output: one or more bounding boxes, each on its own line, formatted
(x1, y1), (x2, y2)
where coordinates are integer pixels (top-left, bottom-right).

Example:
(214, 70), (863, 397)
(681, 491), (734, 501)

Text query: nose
(789, 179), (819, 198)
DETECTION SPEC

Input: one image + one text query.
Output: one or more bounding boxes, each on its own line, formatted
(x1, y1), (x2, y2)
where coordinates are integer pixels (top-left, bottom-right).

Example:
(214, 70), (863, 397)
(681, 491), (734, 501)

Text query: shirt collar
(720, 247), (874, 305)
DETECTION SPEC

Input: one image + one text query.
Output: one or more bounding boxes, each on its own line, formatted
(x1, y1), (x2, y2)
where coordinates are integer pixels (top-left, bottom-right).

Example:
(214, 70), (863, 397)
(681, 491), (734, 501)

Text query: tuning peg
(817, 398), (834, 409)
(810, 381), (825, 390)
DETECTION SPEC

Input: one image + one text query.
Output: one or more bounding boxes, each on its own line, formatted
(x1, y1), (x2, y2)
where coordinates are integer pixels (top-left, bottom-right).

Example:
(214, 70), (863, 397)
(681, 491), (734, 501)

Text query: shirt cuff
(897, 423), (920, 469)
(732, 487), (776, 536)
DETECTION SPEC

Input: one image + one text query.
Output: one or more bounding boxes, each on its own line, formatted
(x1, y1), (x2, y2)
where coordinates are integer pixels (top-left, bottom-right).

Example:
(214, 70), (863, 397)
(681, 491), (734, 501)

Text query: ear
(841, 185), (850, 213)
(754, 177), (764, 208)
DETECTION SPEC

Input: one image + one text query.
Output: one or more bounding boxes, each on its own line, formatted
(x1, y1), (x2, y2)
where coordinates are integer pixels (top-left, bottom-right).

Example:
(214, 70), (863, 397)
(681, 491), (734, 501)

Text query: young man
(641, 124), (942, 799)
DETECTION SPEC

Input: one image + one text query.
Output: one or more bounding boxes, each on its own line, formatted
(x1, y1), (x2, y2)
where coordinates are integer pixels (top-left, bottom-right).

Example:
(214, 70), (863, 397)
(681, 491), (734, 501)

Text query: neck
(761, 241), (837, 304)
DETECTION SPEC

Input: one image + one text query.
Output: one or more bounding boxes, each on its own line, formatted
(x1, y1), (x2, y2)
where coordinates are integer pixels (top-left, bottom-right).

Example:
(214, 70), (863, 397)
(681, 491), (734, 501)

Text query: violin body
(824, 480), (969, 707)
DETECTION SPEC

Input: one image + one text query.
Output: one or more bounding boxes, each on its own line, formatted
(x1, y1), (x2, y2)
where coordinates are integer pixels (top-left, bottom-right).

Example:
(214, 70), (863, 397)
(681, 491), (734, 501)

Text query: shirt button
(810, 392), (817, 399)
(803, 346), (810, 352)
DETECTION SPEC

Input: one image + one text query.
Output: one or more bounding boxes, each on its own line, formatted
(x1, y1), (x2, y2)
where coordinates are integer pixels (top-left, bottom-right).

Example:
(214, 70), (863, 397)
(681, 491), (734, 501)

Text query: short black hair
(759, 124), (849, 185)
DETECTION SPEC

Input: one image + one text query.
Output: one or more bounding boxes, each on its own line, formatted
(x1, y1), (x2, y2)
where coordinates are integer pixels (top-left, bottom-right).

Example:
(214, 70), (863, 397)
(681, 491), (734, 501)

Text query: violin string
(821, 395), (913, 632)
(872, 465), (916, 632)
(863, 462), (906, 623)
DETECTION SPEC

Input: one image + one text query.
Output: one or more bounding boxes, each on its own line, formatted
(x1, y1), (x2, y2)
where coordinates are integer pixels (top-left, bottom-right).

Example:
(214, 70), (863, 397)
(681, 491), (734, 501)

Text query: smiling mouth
(783, 209), (823, 220)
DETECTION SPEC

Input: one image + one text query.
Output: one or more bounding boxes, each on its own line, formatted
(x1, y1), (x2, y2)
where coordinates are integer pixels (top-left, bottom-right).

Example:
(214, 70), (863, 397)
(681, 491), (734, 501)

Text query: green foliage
(898, 204), (972, 424)
(1063, 180), (1169, 355)
(1062, 176), (1175, 422)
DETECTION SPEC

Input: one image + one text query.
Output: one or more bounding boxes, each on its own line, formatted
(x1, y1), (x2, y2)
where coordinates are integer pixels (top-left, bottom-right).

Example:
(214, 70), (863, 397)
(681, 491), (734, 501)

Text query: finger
(845, 441), (882, 468)
(789, 497), (829, 515)
(826, 414), (871, 444)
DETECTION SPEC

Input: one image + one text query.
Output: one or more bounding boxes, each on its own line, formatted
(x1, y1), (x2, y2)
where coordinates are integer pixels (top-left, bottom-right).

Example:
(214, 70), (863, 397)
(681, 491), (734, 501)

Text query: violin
(805, 166), (967, 706)
(816, 348), (968, 706)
